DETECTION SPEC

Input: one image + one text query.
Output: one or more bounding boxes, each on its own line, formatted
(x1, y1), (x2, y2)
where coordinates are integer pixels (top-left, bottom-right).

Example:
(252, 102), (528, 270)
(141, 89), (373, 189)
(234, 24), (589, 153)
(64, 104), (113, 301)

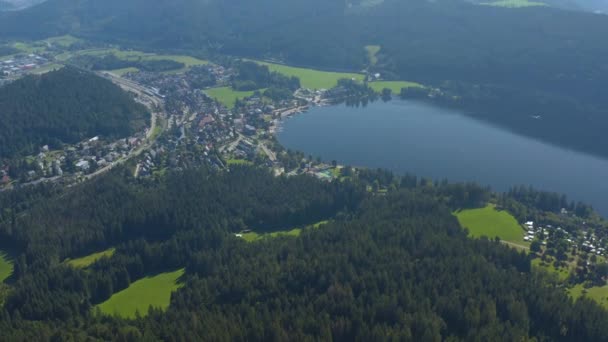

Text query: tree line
(0, 67), (149, 159)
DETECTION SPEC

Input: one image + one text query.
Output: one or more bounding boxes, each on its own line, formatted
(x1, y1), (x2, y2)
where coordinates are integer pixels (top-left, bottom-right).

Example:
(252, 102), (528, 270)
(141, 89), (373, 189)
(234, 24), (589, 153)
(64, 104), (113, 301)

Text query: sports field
(455, 204), (527, 245)
(96, 269), (185, 318)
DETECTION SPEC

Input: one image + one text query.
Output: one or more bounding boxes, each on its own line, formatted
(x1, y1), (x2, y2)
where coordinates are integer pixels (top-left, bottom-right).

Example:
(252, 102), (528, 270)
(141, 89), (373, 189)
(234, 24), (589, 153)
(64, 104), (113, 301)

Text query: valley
(1, 0), (608, 339)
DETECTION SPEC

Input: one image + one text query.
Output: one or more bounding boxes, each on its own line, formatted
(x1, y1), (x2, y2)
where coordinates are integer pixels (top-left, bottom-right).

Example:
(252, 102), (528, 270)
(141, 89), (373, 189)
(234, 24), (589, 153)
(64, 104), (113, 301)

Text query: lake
(277, 100), (608, 216)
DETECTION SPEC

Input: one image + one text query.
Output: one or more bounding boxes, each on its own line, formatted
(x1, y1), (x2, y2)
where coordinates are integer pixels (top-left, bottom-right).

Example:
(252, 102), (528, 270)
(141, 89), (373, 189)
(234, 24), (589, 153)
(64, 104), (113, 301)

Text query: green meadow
(531, 258), (570, 282)
(12, 35), (81, 54)
(240, 220), (330, 242)
(0, 251), (13, 283)
(65, 248), (116, 268)
(569, 283), (608, 308)
(96, 269), (185, 318)
(369, 81), (424, 93)
(204, 87), (263, 108)
(57, 48), (208, 69)
(455, 204), (527, 245)
(251, 60), (365, 89)
(481, 0), (546, 8)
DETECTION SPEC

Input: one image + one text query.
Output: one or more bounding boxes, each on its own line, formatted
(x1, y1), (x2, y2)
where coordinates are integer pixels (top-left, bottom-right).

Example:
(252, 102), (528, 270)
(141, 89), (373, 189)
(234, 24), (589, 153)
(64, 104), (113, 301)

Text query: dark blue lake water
(277, 100), (608, 216)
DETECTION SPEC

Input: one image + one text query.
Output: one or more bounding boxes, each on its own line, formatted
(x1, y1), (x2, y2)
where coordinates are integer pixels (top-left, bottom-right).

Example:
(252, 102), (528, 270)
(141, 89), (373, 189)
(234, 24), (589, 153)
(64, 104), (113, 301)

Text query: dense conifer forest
(1, 0), (608, 157)
(0, 67), (148, 158)
(0, 166), (607, 340)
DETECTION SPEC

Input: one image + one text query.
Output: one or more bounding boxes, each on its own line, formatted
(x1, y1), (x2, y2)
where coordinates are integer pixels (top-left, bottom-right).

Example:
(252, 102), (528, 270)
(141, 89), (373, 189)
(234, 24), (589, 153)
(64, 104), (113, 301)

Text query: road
(502, 241), (530, 251)
(81, 73), (165, 180)
(259, 143), (277, 162)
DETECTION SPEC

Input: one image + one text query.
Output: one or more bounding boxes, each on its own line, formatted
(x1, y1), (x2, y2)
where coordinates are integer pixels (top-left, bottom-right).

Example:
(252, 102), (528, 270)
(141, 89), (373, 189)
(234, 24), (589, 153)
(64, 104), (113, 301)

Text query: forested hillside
(0, 166), (607, 340)
(0, 67), (148, 158)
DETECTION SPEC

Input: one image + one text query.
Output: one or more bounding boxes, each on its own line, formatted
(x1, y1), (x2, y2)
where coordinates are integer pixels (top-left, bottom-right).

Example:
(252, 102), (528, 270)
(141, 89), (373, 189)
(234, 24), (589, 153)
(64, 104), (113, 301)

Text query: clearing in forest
(239, 220), (330, 242)
(455, 204), (527, 245)
(96, 268), (185, 318)
(569, 283), (608, 308)
(0, 251), (13, 282)
(65, 248), (116, 268)
(251, 60), (364, 90)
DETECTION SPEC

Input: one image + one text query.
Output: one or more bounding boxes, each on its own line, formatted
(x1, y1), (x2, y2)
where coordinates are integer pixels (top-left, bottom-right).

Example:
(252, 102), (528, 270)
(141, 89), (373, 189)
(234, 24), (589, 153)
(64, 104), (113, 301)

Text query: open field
(12, 35), (81, 54)
(204, 87), (263, 108)
(531, 258), (570, 281)
(0, 251), (13, 283)
(569, 283), (608, 308)
(240, 220), (330, 242)
(57, 48), (208, 69)
(365, 45), (381, 66)
(241, 228), (302, 242)
(65, 248), (116, 268)
(96, 269), (185, 318)
(369, 81), (424, 93)
(481, 0), (546, 7)
(251, 60), (365, 89)
(455, 204), (527, 245)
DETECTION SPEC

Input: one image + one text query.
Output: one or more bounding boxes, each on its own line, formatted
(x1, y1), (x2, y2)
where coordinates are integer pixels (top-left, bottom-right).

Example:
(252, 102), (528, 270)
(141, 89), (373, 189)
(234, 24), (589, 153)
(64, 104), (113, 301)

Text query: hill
(0, 67), (148, 158)
(0, 167), (608, 339)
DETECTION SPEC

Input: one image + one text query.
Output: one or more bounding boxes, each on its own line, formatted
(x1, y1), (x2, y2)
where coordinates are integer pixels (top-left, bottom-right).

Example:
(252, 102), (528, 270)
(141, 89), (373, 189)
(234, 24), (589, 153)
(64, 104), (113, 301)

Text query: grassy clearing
(11, 36), (81, 55)
(241, 228), (302, 242)
(66, 248), (116, 268)
(96, 269), (185, 318)
(365, 45), (381, 66)
(0, 251), (13, 283)
(58, 48), (208, 69)
(531, 258), (570, 281)
(569, 283), (608, 308)
(481, 0), (546, 7)
(227, 159), (254, 166)
(240, 220), (330, 242)
(204, 87), (263, 108)
(369, 81), (425, 93)
(455, 204), (527, 245)
(251, 60), (364, 89)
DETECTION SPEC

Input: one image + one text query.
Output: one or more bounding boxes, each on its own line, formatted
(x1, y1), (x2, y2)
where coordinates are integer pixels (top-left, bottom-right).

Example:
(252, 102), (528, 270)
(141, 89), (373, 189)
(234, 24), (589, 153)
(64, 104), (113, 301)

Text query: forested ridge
(0, 67), (148, 158)
(0, 165), (607, 340)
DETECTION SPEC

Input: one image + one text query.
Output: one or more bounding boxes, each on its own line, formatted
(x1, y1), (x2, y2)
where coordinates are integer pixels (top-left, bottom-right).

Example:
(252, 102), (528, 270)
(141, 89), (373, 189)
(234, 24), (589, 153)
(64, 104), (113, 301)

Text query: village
(0, 53), (53, 86)
(0, 51), (346, 190)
